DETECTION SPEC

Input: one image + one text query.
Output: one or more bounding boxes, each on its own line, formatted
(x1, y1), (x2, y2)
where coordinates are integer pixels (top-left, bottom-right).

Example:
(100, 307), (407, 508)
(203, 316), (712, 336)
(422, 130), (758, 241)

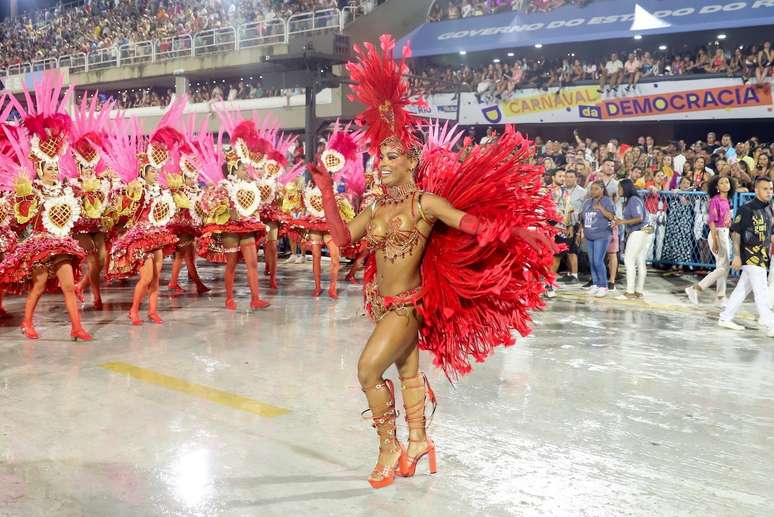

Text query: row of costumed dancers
(0, 72), (375, 341)
(0, 35), (560, 489)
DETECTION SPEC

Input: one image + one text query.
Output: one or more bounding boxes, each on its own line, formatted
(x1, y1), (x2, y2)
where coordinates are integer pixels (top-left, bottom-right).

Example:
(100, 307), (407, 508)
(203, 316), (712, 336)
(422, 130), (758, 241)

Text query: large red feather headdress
(346, 34), (425, 157)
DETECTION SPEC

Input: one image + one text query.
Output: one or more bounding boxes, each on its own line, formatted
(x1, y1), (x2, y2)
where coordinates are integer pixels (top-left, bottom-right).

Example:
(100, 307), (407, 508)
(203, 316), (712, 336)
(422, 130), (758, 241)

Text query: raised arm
(421, 193), (554, 253)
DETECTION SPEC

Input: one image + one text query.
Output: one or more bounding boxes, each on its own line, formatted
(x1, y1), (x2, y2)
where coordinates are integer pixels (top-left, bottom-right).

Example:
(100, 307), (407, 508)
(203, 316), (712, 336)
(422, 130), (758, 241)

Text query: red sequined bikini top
(365, 190), (431, 262)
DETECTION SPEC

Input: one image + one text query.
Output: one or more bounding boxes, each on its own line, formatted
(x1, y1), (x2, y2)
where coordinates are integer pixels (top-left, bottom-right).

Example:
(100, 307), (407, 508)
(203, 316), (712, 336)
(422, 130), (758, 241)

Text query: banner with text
(400, 0), (774, 57)
(418, 79), (774, 124)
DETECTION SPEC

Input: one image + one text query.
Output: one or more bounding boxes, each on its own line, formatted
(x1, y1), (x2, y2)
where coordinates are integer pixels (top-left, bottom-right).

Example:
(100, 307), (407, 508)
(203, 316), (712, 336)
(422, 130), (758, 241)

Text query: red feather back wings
(415, 126), (559, 379)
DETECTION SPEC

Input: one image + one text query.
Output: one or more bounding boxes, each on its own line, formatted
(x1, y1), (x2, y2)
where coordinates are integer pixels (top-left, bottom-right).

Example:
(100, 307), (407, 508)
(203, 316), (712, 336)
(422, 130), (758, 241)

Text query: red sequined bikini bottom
(364, 280), (424, 322)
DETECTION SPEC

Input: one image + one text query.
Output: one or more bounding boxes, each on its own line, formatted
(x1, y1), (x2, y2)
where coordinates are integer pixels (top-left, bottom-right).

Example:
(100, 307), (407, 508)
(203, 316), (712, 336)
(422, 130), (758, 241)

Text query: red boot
(311, 242), (322, 297)
(265, 240), (279, 289)
(328, 241), (340, 299)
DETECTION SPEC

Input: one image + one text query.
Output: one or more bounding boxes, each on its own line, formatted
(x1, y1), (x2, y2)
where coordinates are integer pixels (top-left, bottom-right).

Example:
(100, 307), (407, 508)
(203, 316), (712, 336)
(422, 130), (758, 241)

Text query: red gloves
(308, 164), (352, 247)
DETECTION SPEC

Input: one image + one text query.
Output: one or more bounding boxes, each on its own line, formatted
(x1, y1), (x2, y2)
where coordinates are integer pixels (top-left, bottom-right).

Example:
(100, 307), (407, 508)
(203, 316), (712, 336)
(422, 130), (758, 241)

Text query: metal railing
(6, 63), (31, 76)
(238, 19), (286, 50)
(31, 57), (58, 72)
(58, 53), (87, 74)
(193, 26), (237, 57)
(87, 47), (119, 71)
(155, 34), (193, 62)
(117, 40), (154, 67)
(2, 3), (375, 80)
(287, 8), (340, 37)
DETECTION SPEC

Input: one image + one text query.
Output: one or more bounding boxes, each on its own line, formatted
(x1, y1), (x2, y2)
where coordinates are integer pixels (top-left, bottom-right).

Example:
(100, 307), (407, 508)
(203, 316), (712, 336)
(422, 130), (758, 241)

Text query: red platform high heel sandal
(250, 298), (270, 310)
(399, 372), (438, 478)
(70, 327), (93, 342)
(20, 321), (39, 340)
(128, 309), (143, 326)
(362, 379), (407, 489)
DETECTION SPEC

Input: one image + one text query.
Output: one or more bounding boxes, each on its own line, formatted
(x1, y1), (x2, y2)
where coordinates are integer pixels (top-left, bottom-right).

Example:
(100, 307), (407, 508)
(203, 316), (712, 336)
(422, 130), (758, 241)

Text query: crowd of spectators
(0, 0), (375, 70)
(521, 129), (774, 292)
(187, 78), (304, 103)
(427, 0), (591, 21)
(94, 87), (174, 109)
(529, 130), (774, 195)
(97, 77), (306, 109)
(409, 43), (774, 101)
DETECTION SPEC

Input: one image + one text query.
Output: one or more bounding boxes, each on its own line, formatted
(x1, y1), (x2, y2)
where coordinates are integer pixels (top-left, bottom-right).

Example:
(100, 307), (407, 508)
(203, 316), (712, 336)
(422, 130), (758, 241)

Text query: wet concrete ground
(1, 263), (772, 517)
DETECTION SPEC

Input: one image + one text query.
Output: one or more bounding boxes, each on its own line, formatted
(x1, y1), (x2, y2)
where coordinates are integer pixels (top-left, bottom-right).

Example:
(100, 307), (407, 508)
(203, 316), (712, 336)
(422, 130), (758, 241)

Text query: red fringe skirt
(0, 232), (86, 294)
(197, 220), (266, 263)
(106, 224), (178, 280)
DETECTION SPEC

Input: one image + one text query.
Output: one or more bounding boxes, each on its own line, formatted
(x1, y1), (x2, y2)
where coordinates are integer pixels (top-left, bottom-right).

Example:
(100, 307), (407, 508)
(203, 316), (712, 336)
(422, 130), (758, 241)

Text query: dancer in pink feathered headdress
(102, 102), (183, 325)
(63, 90), (115, 311)
(291, 119), (364, 299)
(194, 105), (270, 311)
(0, 71), (93, 341)
(252, 112), (302, 290)
(162, 103), (211, 297)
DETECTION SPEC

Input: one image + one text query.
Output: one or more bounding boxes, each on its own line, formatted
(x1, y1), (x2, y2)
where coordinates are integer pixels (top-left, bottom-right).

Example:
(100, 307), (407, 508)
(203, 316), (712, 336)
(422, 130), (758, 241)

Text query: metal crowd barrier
(634, 190), (757, 270)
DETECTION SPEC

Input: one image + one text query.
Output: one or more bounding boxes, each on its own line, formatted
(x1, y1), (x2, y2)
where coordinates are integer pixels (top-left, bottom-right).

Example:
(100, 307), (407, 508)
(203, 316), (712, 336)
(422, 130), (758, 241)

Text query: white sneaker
(545, 287), (557, 298)
(685, 286), (699, 305)
(718, 319), (745, 331)
(594, 287), (608, 298)
(284, 255), (298, 264)
(588, 285), (599, 296)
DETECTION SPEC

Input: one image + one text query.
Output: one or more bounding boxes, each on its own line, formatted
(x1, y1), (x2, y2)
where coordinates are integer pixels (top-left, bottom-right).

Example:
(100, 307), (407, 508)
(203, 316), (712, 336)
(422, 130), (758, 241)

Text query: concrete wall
(73, 45), (290, 89)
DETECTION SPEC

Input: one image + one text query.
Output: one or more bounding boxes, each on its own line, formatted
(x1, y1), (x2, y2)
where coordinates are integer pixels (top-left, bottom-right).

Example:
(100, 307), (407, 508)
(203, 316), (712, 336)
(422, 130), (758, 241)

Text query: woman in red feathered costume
(103, 117), (180, 325)
(0, 73), (92, 341)
(310, 35), (558, 489)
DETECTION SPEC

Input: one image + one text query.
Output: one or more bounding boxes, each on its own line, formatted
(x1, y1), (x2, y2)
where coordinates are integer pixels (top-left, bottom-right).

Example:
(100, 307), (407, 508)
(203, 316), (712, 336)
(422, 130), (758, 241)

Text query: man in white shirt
(560, 169), (586, 285)
(599, 53), (624, 93)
